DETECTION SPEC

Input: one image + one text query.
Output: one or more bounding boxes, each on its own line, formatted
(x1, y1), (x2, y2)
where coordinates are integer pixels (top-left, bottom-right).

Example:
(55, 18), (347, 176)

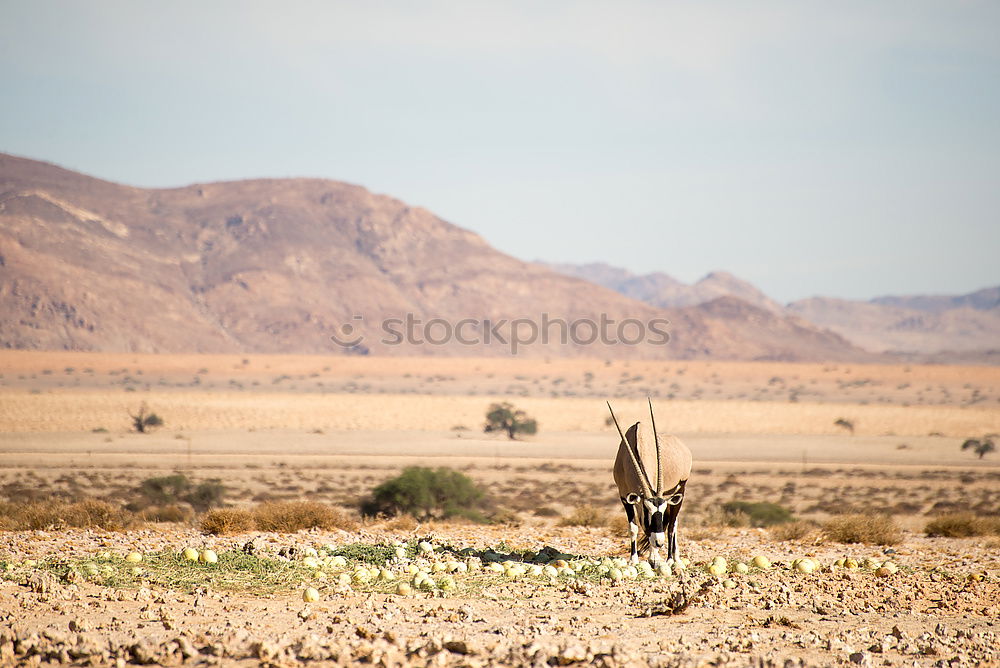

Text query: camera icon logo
(329, 315), (365, 348)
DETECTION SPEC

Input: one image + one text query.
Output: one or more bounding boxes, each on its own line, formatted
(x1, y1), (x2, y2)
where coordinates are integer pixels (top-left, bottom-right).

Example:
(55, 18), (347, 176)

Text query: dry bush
(254, 501), (358, 533)
(823, 513), (902, 545)
(925, 513), (1000, 538)
(139, 504), (193, 523)
(770, 520), (819, 542)
(200, 508), (255, 535)
(487, 508), (523, 526)
(686, 525), (723, 540)
(533, 506), (561, 518)
(702, 506), (750, 528)
(0, 500), (134, 531)
(607, 515), (630, 538)
(558, 504), (609, 528)
(382, 514), (418, 531)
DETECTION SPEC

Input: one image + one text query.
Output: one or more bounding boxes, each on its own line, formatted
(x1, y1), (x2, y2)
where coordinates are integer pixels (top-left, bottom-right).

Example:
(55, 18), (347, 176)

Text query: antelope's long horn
(607, 402), (652, 497)
(649, 397), (663, 494)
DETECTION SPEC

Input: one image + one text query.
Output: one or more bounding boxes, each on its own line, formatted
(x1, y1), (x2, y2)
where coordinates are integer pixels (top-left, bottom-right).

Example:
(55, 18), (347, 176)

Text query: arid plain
(1, 352), (999, 666)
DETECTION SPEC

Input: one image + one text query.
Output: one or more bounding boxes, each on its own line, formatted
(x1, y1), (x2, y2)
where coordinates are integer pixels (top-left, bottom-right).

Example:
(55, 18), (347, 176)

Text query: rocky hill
(0, 153), (873, 360)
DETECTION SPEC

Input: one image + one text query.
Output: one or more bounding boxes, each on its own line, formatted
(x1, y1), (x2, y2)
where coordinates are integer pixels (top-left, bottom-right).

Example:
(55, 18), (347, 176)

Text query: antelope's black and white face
(642, 497), (668, 547)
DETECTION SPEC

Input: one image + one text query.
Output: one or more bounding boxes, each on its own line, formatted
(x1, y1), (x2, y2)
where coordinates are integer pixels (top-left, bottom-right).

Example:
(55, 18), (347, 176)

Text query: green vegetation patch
(4, 550), (314, 595)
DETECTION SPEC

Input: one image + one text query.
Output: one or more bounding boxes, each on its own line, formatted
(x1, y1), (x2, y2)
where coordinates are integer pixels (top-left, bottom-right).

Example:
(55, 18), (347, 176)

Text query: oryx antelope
(609, 400), (692, 567)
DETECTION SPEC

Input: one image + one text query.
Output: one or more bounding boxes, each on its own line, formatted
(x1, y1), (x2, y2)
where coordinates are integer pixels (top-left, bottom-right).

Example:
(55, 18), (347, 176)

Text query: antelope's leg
(665, 497), (684, 563)
(621, 497), (640, 564)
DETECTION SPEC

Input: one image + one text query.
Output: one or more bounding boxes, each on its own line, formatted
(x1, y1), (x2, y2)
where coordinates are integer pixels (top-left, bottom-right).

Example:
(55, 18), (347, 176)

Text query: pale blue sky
(2, 1), (998, 302)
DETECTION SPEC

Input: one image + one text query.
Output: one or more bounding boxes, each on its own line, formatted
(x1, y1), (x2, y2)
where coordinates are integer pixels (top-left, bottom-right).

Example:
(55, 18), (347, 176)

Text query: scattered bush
(770, 520), (819, 542)
(834, 418), (854, 434)
(129, 403), (164, 433)
(925, 513), (1000, 538)
(139, 504), (193, 523)
(960, 435), (996, 459)
(382, 515), (419, 532)
(533, 506), (561, 518)
(129, 474), (226, 512)
(558, 504), (609, 527)
(135, 474), (190, 506)
(486, 508), (523, 526)
(722, 501), (794, 527)
(200, 502), (358, 535)
(607, 514), (630, 538)
(186, 480), (226, 512)
(254, 501), (358, 533)
(201, 508), (255, 535)
(361, 467), (488, 522)
(483, 402), (538, 439)
(0, 500), (134, 531)
(823, 513), (902, 545)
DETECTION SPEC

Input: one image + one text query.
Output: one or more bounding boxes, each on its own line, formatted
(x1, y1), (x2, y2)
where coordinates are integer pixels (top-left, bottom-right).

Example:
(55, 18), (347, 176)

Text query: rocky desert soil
(2, 522), (998, 667)
(2, 353), (998, 666)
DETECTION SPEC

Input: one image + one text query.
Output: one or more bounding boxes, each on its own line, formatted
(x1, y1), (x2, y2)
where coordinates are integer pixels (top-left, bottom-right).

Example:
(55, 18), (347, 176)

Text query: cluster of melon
(290, 541), (704, 603)
(180, 547), (218, 564)
(832, 556), (899, 577)
(700, 554), (900, 580)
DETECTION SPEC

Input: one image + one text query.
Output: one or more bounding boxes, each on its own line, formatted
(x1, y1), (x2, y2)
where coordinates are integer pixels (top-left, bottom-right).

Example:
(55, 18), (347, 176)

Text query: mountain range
(540, 262), (999, 361)
(0, 153), (994, 362)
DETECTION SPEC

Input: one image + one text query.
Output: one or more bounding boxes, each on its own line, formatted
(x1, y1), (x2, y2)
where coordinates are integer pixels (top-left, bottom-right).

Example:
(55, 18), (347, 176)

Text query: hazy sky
(3, 1), (998, 302)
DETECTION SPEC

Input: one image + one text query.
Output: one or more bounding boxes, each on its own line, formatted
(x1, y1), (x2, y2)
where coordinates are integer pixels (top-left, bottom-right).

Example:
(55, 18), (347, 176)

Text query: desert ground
(1, 352), (998, 666)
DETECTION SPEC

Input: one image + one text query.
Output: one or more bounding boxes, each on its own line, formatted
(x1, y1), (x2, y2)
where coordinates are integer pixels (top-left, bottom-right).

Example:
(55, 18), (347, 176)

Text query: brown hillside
(0, 153), (868, 360)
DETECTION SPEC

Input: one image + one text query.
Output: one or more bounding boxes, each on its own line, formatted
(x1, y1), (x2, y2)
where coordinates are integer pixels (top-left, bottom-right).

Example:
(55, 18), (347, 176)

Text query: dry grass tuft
(925, 513), (1000, 538)
(253, 501), (358, 533)
(770, 520), (819, 542)
(200, 508), (255, 535)
(0, 500), (135, 531)
(139, 504), (193, 523)
(823, 513), (902, 545)
(607, 515), (630, 538)
(558, 504), (609, 528)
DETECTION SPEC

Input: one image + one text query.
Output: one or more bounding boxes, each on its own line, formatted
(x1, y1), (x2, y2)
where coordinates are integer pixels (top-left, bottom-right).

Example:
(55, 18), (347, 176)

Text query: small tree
(961, 435), (996, 459)
(834, 418), (854, 434)
(129, 403), (164, 433)
(361, 467), (487, 521)
(484, 402), (538, 440)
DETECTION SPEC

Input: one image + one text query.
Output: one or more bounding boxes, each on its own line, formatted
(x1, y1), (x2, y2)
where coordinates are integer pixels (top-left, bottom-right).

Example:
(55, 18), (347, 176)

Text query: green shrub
(361, 467), (488, 522)
(721, 501), (794, 527)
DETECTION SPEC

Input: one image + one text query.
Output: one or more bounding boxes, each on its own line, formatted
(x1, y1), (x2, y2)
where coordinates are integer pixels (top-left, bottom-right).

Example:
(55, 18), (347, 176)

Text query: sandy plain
(1, 352), (998, 666)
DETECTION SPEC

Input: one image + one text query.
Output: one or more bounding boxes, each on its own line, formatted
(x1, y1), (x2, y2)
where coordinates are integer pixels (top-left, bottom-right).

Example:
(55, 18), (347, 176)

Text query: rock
(443, 639), (474, 655)
(555, 643), (588, 665)
(848, 651), (870, 666)
(130, 640), (159, 665)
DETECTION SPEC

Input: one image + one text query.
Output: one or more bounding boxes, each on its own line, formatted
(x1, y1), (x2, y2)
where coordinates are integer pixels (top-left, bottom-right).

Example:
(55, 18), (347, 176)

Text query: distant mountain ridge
(540, 262), (783, 313)
(0, 152), (872, 361)
(543, 261), (999, 359)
